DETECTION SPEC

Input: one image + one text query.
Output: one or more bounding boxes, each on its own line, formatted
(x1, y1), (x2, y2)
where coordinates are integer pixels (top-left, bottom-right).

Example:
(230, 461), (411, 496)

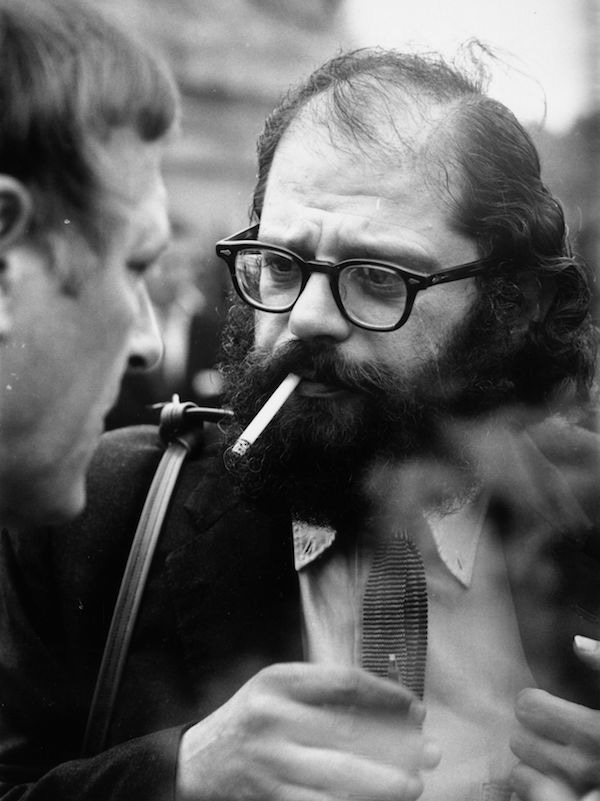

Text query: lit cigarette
(229, 372), (301, 458)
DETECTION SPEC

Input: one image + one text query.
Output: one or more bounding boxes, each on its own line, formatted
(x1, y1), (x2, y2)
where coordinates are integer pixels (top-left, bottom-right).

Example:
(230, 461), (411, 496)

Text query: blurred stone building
(100, 0), (350, 238)
(100, 0), (352, 422)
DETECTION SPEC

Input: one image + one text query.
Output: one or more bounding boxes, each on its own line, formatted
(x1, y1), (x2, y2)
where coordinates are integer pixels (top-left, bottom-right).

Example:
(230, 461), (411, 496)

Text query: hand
(176, 662), (441, 801)
(446, 407), (598, 537)
(510, 637), (600, 801)
(364, 405), (599, 542)
(511, 764), (600, 801)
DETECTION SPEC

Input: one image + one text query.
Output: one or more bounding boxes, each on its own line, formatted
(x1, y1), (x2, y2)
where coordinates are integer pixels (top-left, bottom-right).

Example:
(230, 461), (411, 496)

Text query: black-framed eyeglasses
(216, 224), (501, 332)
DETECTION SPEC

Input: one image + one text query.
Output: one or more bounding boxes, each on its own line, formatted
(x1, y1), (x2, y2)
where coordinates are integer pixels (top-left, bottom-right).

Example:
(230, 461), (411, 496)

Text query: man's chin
(1, 458), (90, 530)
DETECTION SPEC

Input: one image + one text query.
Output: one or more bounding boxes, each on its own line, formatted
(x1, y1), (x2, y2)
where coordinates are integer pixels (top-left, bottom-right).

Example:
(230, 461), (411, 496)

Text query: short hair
(252, 47), (597, 401)
(0, 0), (179, 249)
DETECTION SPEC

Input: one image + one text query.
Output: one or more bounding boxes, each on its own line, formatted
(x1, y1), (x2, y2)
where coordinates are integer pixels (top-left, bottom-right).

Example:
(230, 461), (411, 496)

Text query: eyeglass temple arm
(426, 258), (498, 287)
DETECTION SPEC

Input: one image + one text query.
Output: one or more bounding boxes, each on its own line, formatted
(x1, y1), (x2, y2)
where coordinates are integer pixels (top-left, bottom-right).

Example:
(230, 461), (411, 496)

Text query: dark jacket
(0, 425), (301, 800)
(1, 421), (599, 800)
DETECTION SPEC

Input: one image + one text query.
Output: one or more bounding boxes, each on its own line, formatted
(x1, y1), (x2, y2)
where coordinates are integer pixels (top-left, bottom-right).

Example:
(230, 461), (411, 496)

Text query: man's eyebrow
(312, 234), (439, 273)
(261, 227), (440, 272)
(339, 241), (438, 272)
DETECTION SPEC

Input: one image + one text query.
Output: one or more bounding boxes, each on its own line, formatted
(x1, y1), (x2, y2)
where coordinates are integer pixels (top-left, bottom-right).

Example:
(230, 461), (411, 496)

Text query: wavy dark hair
(0, 0), (179, 251)
(250, 47), (597, 402)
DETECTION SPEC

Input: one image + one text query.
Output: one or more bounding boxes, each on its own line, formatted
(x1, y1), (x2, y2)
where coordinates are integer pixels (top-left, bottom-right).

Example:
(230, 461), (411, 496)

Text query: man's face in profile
(0, 128), (170, 527)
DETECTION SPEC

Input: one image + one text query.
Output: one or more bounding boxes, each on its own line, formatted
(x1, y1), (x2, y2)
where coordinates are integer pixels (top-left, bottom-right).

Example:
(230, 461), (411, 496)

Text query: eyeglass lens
(234, 248), (409, 328)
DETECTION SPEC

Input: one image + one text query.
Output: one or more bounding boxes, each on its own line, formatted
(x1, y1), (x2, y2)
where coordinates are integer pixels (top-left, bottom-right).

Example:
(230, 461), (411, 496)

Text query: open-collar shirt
(292, 492), (535, 801)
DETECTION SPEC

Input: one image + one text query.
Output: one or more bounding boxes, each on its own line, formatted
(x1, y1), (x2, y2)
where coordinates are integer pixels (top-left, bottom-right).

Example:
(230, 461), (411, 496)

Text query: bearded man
(1, 48), (599, 801)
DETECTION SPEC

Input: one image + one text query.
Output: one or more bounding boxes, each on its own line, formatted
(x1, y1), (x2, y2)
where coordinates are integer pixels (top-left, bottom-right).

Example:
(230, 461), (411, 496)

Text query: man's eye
(263, 254), (299, 281)
(351, 265), (405, 294)
(266, 256), (293, 273)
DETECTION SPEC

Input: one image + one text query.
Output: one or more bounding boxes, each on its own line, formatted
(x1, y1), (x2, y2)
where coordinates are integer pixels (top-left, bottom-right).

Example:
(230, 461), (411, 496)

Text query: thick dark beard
(219, 289), (527, 528)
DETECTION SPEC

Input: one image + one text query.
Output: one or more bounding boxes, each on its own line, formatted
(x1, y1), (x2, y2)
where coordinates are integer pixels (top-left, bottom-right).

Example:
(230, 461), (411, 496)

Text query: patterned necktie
(361, 532), (428, 699)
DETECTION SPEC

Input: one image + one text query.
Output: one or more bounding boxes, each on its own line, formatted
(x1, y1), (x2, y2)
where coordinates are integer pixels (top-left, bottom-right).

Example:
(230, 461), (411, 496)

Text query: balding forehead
(287, 87), (457, 165)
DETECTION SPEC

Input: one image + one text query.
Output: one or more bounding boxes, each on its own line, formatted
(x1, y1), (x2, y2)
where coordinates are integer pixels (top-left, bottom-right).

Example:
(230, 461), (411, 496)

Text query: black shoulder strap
(81, 399), (233, 757)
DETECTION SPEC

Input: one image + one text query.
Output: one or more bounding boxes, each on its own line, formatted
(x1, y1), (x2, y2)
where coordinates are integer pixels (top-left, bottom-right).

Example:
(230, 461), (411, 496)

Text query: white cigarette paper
(229, 372), (301, 457)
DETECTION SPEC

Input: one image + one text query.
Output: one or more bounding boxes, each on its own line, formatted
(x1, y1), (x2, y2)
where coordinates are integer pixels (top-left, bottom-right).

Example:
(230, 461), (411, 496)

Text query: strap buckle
(153, 394), (234, 446)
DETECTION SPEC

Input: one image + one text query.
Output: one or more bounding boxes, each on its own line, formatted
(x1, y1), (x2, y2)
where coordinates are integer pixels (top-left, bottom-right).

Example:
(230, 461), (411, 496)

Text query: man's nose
(288, 273), (352, 342)
(127, 282), (164, 372)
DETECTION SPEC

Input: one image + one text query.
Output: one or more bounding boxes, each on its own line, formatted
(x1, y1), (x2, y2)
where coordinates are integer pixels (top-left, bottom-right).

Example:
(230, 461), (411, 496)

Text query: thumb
(573, 635), (600, 671)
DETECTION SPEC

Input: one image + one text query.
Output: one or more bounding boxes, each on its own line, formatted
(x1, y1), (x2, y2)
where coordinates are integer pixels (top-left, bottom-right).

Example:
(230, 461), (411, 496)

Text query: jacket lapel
(160, 452), (302, 709)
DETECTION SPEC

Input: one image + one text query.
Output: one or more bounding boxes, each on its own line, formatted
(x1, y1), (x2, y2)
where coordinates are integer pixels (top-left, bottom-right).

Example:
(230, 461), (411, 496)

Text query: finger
(279, 788), (350, 801)
(519, 430), (592, 529)
(574, 636), (600, 672)
(255, 691), (437, 773)
(285, 744), (424, 801)
(289, 700), (440, 770)
(278, 790), (337, 801)
(510, 762), (579, 801)
(529, 416), (600, 471)
(514, 688), (600, 747)
(526, 418), (600, 521)
(450, 414), (593, 532)
(446, 423), (554, 529)
(510, 725), (600, 789)
(259, 663), (422, 713)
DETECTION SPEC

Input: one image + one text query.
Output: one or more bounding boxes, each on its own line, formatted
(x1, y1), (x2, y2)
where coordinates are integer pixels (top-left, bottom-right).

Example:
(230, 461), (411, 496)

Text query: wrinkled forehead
(266, 92), (463, 236)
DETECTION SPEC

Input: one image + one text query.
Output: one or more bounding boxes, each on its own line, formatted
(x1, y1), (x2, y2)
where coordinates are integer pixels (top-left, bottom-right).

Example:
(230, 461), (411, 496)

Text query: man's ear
(0, 176), (33, 339)
(0, 176), (32, 254)
(519, 273), (557, 326)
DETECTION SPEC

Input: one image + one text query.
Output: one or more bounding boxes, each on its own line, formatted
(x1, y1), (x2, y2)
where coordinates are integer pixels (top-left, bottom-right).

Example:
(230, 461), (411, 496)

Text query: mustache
(242, 340), (399, 398)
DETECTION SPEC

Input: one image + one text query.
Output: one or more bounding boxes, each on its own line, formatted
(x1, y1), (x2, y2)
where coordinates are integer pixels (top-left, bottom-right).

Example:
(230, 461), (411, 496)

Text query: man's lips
(296, 378), (349, 398)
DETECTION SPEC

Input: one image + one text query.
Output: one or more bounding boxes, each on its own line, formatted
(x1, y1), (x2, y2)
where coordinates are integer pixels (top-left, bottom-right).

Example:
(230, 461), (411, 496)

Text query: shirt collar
(292, 492), (489, 589)
(425, 492), (489, 587)
(293, 521), (336, 571)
